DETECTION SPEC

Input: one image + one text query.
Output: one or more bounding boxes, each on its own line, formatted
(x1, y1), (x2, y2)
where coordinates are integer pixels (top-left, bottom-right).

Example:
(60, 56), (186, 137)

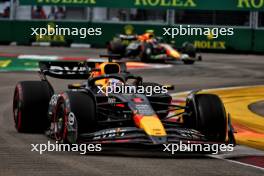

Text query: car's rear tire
(141, 43), (153, 62)
(184, 94), (227, 142)
(182, 42), (196, 65)
(182, 42), (196, 58)
(54, 91), (96, 143)
(183, 60), (195, 65)
(108, 39), (126, 56)
(13, 81), (52, 133)
(141, 82), (172, 119)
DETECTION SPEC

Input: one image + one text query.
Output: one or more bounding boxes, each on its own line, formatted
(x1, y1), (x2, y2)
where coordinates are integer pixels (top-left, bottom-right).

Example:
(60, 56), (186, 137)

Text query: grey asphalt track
(0, 46), (263, 176)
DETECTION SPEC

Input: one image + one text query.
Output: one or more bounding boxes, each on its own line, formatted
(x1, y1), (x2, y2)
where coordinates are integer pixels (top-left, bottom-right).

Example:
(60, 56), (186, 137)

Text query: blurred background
(0, 0), (263, 52)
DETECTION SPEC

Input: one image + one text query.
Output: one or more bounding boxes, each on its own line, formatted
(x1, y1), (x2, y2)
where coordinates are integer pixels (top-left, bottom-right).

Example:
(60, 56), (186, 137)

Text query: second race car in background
(107, 30), (202, 64)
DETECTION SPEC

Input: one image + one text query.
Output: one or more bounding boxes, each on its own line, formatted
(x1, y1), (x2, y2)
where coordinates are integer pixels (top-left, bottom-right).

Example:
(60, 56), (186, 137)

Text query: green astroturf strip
(0, 57), (39, 71)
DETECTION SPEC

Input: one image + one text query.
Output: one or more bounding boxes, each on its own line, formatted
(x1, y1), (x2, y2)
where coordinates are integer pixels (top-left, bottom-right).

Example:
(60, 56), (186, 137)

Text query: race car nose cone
(135, 115), (167, 137)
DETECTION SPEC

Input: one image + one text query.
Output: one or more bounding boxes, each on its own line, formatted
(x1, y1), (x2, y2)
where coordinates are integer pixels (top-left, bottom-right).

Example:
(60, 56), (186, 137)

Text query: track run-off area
(172, 86), (264, 150)
(0, 46), (263, 176)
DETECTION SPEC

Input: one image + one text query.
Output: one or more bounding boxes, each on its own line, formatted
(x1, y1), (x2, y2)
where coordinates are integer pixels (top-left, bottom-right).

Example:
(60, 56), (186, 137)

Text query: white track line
(18, 55), (59, 60)
(173, 86), (264, 170)
(210, 155), (264, 171)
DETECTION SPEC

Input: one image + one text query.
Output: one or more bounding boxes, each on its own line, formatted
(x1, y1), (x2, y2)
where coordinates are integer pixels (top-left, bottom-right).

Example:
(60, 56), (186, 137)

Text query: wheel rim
(54, 103), (66, 141)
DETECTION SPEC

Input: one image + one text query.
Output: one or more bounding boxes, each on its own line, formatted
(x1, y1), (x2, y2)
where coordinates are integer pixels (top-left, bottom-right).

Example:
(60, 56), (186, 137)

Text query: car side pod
(134, 114), (168, 144)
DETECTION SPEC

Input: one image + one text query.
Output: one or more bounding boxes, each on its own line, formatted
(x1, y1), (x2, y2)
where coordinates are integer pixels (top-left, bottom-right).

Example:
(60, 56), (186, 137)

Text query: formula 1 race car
(107, 31), (202, 64)
(13, 55), (234, 146)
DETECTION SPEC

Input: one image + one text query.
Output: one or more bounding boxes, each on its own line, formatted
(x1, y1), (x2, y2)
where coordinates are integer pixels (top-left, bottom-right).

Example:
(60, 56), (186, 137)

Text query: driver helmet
(145, 29), (155, 39)
(105, 78), (124, 95)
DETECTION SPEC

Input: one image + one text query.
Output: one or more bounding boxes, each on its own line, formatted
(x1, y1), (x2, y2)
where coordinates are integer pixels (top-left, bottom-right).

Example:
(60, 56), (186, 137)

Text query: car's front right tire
(184, 94), (227, 142)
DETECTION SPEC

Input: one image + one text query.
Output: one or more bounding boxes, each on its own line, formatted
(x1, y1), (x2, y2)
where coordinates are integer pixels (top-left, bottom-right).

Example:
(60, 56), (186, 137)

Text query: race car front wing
(78, 124), (207, 145)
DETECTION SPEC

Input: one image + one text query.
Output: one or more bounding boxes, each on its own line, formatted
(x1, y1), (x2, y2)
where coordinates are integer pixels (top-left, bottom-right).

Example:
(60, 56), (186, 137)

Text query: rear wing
(39, 61), (91, 79)
(39, 60), (127, 80)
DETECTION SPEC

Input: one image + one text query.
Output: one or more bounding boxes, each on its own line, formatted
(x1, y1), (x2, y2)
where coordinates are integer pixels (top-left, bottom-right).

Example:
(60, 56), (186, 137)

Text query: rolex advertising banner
(19, 0), (264, 11)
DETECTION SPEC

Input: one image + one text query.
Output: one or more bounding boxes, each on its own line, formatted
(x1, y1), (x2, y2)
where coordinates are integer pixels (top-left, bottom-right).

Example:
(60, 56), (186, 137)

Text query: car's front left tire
(13, 81), (52, 133)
